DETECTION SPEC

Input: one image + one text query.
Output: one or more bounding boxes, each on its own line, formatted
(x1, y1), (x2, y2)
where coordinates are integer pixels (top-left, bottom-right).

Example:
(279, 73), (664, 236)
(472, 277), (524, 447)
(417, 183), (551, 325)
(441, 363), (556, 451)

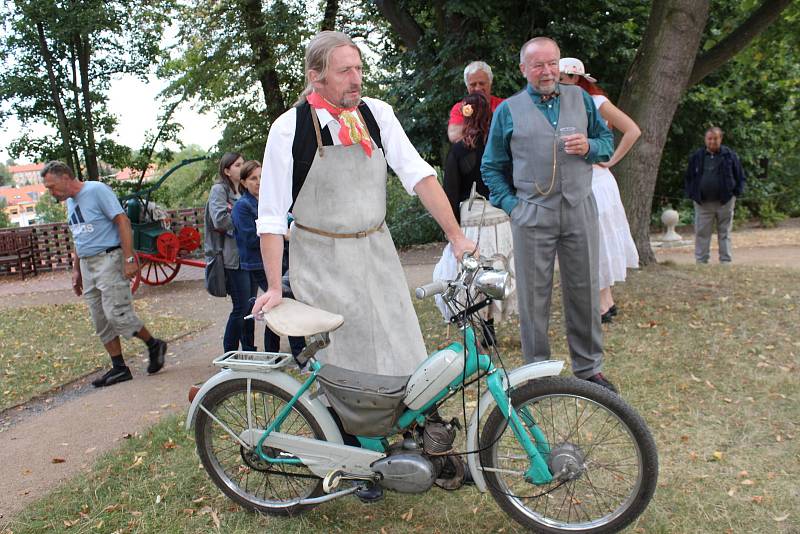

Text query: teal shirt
(480, 84), (614, 214)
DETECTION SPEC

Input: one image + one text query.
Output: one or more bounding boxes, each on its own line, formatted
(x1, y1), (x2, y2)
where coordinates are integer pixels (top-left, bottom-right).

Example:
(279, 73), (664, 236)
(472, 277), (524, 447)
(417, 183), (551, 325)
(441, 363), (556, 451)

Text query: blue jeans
(223, 267), (254, 352)
(249, 269), (306, 356)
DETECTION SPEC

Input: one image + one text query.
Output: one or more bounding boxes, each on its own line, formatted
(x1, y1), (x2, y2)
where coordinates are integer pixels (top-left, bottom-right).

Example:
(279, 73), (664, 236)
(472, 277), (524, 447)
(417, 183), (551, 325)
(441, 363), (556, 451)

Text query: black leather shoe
(92, 366), (132, 387)
(585, 373), (618, 394)
(355, 483), (384, 504)
(601, 311), (613, 324)
(147, 339), (167, 374)
(608, 304), (618, 317)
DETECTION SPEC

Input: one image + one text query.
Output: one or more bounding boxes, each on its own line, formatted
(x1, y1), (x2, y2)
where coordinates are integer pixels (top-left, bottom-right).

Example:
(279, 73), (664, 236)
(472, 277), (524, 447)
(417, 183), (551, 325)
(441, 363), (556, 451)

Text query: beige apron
(289, 109), (428, 376)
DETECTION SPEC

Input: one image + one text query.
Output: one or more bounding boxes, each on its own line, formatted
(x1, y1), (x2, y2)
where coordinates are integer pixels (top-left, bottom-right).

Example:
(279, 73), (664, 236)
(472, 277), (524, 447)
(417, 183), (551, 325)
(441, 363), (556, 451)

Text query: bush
(386, 172), (443, 248)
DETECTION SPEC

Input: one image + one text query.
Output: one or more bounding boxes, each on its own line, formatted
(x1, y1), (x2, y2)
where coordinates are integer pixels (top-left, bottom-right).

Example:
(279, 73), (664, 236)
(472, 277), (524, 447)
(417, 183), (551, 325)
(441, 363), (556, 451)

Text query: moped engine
(424, 420), (466, 490)
(371, 454), (436, 493)
(423, 421), (457, 454)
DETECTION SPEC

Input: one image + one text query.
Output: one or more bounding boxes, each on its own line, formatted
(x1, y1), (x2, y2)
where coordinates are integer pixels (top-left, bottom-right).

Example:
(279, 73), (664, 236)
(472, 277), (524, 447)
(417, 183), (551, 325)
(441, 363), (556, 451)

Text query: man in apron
(252, 31), (475, 378)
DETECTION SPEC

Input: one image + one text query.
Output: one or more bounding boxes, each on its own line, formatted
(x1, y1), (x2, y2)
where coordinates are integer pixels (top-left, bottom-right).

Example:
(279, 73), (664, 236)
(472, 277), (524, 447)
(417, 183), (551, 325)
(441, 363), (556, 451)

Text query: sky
(0, 74), (223, 165)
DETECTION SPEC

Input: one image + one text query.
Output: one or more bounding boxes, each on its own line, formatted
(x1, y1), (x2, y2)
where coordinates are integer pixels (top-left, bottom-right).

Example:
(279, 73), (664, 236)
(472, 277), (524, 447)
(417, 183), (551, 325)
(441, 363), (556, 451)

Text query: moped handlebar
(415, 280), (448, 300)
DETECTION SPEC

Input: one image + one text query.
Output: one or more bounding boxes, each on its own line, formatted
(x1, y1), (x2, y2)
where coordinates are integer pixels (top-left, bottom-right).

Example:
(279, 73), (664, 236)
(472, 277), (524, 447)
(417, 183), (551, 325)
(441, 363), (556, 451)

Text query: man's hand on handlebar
(450, 234), (478, 262)
(251, 287), (282, 319)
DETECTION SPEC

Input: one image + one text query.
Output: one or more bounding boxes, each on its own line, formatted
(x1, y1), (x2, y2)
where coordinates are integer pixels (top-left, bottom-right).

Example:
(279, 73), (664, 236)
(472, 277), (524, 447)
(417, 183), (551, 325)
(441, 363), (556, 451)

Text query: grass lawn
(2, 263), (799, 533)
(0, 301), (208, 411)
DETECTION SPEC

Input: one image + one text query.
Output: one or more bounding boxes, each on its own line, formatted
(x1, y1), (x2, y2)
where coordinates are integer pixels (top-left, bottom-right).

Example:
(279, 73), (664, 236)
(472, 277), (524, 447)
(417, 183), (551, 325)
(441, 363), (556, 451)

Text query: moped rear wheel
(479, 377), (658, 534)
(195, 379), (325, 516)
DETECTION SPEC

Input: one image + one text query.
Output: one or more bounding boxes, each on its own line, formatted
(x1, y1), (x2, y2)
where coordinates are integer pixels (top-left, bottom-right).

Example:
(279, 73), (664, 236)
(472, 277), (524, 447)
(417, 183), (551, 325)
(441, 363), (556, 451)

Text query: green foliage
(161, 0), (316, 156)
(34, 191), (66, 223)
(102, 148), (215, 211)
(0, 199), (11, 228)
(653, 1), (800, 226)
(158, 146), (215, 209)
(0, 0), (175, 173)
(374, 0), (649, 164)
(3, 0), (796, 240)
(386, 174), (443, 248)
(0, 162), (11, 186)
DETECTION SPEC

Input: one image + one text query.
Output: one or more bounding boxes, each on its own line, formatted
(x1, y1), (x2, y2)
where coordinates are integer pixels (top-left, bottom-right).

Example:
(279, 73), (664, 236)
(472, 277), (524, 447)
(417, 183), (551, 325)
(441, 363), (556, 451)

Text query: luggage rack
(212, 351), (294, 372)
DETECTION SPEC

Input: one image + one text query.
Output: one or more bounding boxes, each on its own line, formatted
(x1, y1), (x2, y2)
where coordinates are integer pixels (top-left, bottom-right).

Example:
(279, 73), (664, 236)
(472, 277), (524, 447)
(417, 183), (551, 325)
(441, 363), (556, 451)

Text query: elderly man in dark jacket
(685, 127), (745, 264)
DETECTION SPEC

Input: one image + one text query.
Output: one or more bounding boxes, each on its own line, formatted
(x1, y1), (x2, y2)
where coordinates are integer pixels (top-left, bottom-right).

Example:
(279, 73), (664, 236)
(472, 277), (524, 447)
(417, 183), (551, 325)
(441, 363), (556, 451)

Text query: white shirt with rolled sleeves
(256, 96), (436, 235)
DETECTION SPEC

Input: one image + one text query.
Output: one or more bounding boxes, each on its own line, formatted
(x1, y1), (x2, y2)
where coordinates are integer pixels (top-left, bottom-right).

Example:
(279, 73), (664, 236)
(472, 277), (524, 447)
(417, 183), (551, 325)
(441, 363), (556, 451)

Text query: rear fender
(465, 360), (564, 492)
(185, 368), (343, 445)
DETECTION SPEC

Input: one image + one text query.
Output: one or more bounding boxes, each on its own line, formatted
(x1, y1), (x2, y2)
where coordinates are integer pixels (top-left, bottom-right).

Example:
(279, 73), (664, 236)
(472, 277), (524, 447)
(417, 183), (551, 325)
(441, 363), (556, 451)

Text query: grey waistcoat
(506, 84), (592, 209)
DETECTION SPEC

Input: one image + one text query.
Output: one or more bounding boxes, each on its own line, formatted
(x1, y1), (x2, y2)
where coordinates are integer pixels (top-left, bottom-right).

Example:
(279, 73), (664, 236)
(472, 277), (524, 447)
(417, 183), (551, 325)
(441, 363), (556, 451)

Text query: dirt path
(0, 220), (798, 523)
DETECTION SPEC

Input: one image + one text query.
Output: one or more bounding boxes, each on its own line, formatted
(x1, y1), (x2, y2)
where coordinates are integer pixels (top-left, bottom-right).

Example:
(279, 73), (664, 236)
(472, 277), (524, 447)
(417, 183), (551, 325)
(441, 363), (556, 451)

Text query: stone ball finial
(661, 208), (682, 241)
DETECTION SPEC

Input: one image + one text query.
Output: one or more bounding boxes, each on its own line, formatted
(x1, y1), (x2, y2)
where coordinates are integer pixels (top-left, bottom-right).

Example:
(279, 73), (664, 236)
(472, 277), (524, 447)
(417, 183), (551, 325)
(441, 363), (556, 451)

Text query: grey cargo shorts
(80, 248), (144, 344)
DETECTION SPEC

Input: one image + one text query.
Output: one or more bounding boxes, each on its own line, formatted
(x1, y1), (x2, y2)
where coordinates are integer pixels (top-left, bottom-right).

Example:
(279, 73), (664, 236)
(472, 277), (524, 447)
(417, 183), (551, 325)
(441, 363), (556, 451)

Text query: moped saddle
(263, 298), (344, 337)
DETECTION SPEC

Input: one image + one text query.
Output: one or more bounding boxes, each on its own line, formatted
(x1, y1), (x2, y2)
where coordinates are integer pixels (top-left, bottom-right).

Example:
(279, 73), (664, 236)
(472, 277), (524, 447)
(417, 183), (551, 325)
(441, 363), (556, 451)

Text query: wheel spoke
(196, 380), (323, 513)
(479, 378), (656, 532)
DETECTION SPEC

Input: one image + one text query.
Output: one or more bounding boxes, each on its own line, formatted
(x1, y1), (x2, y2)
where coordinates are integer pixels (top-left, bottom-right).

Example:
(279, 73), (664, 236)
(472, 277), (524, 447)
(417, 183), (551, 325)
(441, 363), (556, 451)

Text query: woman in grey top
(204, 152), (254, 351)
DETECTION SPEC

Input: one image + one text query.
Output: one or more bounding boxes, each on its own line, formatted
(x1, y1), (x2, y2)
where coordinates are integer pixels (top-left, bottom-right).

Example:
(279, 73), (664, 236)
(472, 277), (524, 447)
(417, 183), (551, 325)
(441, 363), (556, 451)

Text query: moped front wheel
(479, 377), (658, 534)
(195, 378), (325, 516)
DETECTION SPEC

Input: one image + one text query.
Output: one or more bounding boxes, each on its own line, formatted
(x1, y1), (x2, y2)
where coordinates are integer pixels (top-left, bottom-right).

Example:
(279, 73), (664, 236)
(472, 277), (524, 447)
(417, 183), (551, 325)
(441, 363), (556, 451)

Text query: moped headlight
(474, 270), (509, 300)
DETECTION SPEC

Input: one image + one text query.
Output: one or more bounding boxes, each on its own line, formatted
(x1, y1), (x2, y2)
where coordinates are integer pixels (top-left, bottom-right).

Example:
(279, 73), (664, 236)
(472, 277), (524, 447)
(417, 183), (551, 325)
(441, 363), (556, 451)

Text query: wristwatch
(125, 256), (136, 264)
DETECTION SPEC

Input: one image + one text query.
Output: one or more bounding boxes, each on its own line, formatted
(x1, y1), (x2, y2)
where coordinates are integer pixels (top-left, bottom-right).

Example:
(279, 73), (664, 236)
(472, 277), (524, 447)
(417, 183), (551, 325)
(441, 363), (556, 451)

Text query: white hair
(463, 61), (493, 87)
(519, 36), (560, 63)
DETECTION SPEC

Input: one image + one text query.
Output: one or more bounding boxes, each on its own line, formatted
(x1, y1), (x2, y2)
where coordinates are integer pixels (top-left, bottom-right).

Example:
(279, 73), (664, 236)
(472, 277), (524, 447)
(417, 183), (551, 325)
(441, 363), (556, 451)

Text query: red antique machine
(119, 157), (208, 293)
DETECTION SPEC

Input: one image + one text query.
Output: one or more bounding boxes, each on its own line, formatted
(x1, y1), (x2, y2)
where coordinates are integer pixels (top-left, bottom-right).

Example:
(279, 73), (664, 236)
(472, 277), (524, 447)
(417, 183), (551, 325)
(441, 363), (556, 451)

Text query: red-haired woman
(559, 58), (640, 323)
(442, 93), (517, 342)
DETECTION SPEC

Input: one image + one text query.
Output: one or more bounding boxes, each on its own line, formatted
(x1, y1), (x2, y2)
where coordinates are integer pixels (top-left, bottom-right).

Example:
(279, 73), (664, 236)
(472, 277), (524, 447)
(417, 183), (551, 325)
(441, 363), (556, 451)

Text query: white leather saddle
(263, 298), (344, 337)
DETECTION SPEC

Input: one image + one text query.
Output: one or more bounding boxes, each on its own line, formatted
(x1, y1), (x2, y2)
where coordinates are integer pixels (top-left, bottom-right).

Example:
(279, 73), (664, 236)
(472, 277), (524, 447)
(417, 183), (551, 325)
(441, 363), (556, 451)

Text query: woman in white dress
(559, 58), (641, 323)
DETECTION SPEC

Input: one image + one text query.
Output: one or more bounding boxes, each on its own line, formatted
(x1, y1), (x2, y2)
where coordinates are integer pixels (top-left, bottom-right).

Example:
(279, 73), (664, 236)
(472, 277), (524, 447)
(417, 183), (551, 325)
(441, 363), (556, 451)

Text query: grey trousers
(510, 194), (603, 378)
(694, 198), (735, 263)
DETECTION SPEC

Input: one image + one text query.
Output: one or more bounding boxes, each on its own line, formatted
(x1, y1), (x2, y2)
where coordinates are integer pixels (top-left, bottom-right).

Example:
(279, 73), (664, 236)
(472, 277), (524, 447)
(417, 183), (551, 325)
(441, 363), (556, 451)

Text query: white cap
(559, 58), (597, 83)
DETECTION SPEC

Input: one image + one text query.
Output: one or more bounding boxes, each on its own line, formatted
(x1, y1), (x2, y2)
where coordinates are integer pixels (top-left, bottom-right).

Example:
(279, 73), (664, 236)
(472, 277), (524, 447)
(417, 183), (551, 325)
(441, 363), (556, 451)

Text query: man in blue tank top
(42, 161), (168, 387)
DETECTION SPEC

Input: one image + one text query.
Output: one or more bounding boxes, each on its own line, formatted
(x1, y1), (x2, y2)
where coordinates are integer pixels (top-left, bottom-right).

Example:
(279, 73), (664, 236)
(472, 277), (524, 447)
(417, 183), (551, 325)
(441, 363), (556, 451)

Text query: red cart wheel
(139, 255), (181, 286)
(130, 253), (142, 294)
(178, 226), (202, 253)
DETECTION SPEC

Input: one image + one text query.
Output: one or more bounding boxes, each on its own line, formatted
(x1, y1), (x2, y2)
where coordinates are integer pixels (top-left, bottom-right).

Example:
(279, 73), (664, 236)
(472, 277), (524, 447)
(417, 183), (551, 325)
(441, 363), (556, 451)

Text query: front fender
(185, 368), (343, 445)
(465, 360), (564, 492)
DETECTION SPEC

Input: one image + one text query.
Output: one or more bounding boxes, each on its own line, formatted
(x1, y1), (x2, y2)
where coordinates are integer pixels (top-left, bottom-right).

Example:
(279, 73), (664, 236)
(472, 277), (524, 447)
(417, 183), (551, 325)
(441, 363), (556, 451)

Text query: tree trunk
(238, 0), (286, 121)
(321, 0), (338, 31)
(69, 43), (88, 180)
(615, 1), (710, 265)
(374, 0), (423, 49)
(76, 33), (99, 180)
(35, 22), (76, 173)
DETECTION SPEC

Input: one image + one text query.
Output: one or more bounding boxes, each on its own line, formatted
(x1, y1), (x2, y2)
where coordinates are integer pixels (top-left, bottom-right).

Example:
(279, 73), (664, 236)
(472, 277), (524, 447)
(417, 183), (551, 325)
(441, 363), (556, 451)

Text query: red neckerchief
(306, 92), (373, 157)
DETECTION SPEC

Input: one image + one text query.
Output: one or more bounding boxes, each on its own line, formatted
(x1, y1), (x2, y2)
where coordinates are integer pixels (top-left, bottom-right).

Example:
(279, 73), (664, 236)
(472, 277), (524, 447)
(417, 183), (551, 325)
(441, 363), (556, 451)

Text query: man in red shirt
(447, 61), (504, 143)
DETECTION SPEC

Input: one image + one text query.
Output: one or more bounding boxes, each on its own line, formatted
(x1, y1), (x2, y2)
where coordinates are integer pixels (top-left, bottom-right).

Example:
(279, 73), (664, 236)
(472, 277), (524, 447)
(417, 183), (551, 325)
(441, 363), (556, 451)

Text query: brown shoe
(585, 373), (618, 394)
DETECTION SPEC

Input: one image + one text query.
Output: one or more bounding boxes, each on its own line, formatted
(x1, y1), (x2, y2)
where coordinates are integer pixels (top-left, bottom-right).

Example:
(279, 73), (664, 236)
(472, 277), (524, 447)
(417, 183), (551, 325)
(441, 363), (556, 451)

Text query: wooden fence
(0, 207), (204, 277)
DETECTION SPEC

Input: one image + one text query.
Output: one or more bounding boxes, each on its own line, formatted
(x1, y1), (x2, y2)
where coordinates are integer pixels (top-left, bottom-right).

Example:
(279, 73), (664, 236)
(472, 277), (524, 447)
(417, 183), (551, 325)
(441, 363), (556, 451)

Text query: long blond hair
(294, 31), (362, 106)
